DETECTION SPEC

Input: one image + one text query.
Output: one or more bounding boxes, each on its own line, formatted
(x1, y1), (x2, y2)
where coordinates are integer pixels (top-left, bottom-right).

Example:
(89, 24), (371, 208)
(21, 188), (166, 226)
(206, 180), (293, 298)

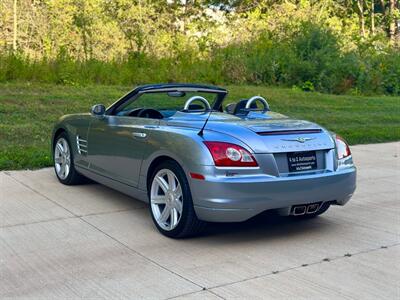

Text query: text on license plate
(287, 151), (317, 172)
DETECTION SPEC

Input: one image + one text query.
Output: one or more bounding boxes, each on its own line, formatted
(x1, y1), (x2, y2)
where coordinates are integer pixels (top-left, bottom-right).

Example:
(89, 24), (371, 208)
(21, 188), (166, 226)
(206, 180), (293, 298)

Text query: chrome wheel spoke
(152, 195), (167, 205)
(56, 143), (64, 153)
(155, 176), (169, 193)
(174, 182), (182, 195)
(64, 164), (70, 177)
(62, 139), (68, 152)
(170, 208), (178, 227)
(174, 199), (183, 214)
(60, 164), (66, 177)
(64, 144), (70, 155)
(54, 156), (62, 164)
(167, 172), (176, 191)
(159, 207), (170, 223)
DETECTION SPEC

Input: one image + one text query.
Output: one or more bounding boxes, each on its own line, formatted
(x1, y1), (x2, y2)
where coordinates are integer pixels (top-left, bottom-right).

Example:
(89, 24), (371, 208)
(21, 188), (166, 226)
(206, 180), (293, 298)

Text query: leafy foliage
(0, 1), (400, 94)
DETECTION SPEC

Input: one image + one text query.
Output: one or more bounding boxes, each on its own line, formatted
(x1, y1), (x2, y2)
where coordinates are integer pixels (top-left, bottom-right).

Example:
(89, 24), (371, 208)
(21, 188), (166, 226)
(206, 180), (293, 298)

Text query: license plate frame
(287, 151), (317, 172)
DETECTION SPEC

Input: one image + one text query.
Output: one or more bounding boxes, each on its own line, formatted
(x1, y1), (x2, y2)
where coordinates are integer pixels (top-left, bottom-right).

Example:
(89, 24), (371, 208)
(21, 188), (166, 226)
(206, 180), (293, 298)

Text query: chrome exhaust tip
(292, 205), (306, 216)
(306, 203), (320, 214)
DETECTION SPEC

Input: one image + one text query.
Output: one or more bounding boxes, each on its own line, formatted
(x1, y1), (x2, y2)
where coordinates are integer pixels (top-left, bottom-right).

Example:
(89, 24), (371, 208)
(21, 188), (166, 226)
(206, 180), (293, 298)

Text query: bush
(1, 22), (399, 95)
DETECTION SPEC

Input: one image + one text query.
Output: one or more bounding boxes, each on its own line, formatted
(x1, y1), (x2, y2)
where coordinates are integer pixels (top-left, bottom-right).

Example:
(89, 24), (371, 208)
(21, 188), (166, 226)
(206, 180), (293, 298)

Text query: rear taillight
(335, 135), (351, 159)
(203, 141), (258, 167)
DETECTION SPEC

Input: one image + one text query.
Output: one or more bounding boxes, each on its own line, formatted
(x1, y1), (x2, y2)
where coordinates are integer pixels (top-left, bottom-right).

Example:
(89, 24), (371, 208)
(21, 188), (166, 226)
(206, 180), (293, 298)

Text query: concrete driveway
(1, 142), (399, 299)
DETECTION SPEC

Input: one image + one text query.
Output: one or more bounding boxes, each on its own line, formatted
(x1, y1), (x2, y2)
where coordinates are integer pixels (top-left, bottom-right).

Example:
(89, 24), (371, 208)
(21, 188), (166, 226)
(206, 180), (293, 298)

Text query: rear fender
(138, 127), (251, 191)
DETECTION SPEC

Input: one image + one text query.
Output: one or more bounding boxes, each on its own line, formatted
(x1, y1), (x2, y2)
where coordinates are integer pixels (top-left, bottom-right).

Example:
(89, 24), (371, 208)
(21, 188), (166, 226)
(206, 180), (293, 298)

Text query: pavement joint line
(3, 172), (145, 224)
(79, 216), (206, 292)
(6, 172), (82, 218)
(207, 289), (227, 300)
(166, 242), (400, 300)
(165, 288), (226, 300)
(0, 215), (77, 229)
(0, 208), (144, 229)
(5, 172), (206, 292)
(204, 242), (400, 292)
(79, 206), (146, 217)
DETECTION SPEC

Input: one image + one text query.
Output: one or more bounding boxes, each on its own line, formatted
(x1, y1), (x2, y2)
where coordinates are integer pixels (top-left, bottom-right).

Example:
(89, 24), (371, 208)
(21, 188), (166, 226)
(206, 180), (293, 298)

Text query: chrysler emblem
(281, 137), (315, 143)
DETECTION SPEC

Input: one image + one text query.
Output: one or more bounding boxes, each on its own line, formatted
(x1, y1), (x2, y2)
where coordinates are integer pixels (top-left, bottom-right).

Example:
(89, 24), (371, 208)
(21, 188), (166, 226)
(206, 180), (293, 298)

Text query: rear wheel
(149, 160), (206, 238)
(53, 132), (86, 185)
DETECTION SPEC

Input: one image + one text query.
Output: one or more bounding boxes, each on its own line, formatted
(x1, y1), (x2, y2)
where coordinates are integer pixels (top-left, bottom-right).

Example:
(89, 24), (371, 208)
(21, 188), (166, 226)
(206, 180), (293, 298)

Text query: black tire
(148, 160), (206, 238)
(53, 132), (86, 185)
(292, 202), (331, 219)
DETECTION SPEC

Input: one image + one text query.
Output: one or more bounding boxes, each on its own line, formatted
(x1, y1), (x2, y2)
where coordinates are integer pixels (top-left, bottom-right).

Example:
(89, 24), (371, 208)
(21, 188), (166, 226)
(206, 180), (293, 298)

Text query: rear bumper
(191, 167), (356, 222)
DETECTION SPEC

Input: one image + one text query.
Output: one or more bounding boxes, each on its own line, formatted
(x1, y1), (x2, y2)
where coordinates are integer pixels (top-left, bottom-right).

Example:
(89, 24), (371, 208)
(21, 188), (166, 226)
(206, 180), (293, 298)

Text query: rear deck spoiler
(257, 129), (322, 136)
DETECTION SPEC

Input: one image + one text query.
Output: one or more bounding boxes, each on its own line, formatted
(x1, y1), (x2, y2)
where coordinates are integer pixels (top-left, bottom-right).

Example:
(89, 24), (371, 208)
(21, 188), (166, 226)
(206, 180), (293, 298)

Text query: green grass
(0, 83), (399, 170)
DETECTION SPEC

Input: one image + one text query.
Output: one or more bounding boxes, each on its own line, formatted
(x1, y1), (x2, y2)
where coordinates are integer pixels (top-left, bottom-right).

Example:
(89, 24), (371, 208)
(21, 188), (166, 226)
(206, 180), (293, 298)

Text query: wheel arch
(53, 127), (66, 140)
(146, 155), (180, 191)
(52, 127), (67, 155)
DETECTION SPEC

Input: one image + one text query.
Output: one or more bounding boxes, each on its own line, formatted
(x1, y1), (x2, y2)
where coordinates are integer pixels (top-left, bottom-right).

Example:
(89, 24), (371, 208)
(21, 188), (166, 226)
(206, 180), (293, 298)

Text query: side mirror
(91, 104), (106, 117)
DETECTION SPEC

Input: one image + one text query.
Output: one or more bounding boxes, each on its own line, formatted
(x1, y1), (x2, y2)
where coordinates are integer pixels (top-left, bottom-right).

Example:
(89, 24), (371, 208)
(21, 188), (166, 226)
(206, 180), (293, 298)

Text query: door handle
(132, 132), (147, 139)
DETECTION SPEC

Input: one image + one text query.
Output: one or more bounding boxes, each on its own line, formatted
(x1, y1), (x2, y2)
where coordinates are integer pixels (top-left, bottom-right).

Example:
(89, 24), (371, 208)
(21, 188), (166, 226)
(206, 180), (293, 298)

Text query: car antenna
(198, 107), (213, 136)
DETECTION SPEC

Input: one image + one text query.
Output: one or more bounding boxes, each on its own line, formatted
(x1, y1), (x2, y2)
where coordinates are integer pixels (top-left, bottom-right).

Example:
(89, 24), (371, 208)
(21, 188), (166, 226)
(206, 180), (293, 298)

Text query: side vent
(76, 135), (88, 155)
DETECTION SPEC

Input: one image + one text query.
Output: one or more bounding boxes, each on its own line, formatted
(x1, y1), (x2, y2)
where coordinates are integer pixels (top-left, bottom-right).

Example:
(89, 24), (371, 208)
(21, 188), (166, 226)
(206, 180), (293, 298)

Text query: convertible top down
(52, 83), (356, 238)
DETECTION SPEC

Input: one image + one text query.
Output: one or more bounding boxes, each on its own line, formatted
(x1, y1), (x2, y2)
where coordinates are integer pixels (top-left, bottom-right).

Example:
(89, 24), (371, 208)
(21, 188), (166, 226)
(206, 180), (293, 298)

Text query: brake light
(203, 141), (258, 167)
(335, 135), (351, 159)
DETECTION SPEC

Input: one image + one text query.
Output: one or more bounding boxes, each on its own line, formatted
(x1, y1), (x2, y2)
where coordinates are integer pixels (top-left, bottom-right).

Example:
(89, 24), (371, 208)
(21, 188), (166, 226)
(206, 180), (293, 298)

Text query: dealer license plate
(287, 151), (317, 172)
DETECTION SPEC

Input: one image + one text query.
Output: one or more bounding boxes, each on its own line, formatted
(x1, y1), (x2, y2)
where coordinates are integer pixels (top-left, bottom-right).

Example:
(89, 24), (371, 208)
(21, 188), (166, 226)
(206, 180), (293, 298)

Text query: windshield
(115, 91), (219, 115)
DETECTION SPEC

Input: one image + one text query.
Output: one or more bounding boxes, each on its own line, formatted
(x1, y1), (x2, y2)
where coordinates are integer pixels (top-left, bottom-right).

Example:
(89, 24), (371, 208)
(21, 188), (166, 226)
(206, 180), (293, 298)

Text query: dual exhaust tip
(292, 203), (320, 216)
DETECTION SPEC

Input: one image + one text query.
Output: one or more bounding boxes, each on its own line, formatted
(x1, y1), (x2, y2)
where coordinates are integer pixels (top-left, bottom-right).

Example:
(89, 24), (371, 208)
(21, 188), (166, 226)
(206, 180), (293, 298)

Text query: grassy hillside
(0, 83), (399, 170)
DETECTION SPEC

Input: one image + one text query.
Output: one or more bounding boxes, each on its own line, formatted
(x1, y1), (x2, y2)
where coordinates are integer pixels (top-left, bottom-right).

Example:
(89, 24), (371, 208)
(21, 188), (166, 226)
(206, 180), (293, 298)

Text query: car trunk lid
(209, 118), (334, 154)
(166, 112), (335, 153)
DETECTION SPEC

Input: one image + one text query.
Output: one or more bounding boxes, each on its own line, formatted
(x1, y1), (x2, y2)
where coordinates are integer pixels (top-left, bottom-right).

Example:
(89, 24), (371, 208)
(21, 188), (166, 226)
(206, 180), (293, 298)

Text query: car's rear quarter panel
(138, 125), (246, 192)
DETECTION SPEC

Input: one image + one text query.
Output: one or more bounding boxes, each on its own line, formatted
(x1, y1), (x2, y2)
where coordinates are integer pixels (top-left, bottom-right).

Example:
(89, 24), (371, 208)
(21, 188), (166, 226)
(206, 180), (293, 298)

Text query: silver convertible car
(52, 83), (356, 238)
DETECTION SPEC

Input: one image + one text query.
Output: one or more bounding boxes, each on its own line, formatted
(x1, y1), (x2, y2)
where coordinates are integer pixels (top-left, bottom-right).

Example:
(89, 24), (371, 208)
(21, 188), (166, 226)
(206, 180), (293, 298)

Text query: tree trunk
(389, 0), (396, 41)
(13, 0), (18, 51)
(356, 0), (366, 38)
(371, 0), (375, 35)
(380, 0), (386, 15)
(182, 0), (188, 32)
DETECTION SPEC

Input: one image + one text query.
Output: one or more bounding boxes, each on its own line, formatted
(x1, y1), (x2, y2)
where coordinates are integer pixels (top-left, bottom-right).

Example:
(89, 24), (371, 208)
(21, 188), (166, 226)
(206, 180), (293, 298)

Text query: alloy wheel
(54, 137), (71, 180)
(150, 169), (183, 231)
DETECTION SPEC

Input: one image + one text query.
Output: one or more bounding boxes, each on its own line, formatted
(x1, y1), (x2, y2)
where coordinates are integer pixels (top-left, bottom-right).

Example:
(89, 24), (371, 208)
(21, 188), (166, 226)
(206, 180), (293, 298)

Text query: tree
(13, 0), (17, 51)
(72, 0), (95, 60)
(377, 0), (398, 40)
(371, 0), (375, 35)
(388, 0), (396, 40)
(102, 0), (154, 54)
(355, 0), (366, 37)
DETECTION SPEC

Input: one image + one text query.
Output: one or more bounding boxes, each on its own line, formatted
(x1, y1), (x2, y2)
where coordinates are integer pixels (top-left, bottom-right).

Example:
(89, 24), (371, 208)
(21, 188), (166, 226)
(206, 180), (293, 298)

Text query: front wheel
(53, 132), (86, 185)
(149, 160), (206, 238)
